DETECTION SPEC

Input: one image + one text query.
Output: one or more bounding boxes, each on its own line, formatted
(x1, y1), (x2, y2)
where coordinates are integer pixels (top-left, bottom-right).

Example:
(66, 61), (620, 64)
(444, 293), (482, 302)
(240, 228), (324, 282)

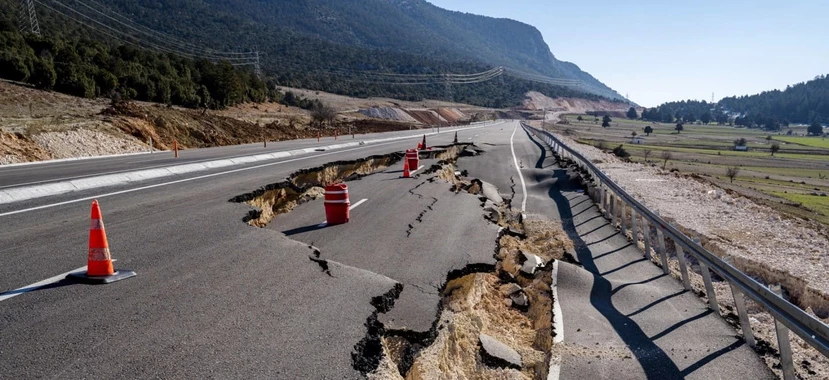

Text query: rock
(506, 227), (526, 239)
(483, 205), (500, 223)
(480, 180), (503, 204)
(479, 334), (522, 369)
(510, 292), (529, 308)
(500, 283), (522, 296)
(520, 252), (544, 275)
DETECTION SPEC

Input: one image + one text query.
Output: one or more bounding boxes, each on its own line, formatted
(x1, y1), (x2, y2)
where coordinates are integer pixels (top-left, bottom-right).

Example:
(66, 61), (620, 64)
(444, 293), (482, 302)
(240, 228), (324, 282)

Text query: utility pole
(254, 50), (262, 79)
(444, 74), (453, 103)
(18, 0), (40, 36)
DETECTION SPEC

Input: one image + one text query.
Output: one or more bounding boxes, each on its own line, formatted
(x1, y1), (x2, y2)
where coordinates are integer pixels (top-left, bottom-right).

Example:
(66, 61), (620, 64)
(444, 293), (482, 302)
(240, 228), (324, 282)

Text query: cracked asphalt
(0, 123), (502, 378)
(0, 119), (775, 379)
(457, 122), (774, 379)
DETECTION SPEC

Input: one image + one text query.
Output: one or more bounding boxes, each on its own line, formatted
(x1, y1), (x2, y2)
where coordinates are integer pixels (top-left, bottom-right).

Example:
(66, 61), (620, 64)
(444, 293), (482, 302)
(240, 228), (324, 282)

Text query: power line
(36, 0), (258, 64)
(70, 0), (256, 58)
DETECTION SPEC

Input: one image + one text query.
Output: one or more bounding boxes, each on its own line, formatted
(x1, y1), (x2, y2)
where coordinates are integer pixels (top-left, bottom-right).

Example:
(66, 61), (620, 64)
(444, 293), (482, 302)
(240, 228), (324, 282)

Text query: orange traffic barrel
(324, 183), (350, 225)
(405, 149), (419, 173)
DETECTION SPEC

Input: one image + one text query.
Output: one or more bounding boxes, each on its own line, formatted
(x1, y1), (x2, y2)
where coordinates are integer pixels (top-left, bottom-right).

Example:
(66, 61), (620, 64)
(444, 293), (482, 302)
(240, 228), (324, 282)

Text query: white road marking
(548, 260), (564, 379)
(0, 265), (88, 302)
(0, 137), (440, 218)
(318, 198), (368, 227)
(409, 165), (425, 175)
(510, 124), (529, 212)
(0, 122), (501, 205)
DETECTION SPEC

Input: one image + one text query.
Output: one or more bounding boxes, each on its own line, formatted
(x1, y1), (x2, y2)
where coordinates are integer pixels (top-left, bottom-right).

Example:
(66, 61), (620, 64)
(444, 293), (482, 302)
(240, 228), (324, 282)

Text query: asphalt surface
(0, 124), (501, 378)
(457, 122), (774, 379)
(0, 125), (469, 189)
(0, 120), (775, 378)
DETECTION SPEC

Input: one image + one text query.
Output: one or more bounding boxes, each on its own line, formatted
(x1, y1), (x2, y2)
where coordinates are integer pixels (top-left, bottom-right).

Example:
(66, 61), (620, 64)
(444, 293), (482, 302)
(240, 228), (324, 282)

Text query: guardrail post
(643, 219), (652, 259)
(670, 223), (691, 290)
(610, 193), (618, 227)
(601, 187), (609, 219)
(655, 212), (670, 274)
(149, 137), (153, 154)
(620, 201), (628, 237)
(770, 284), (795, 380)
(631, 209), (639, 249)
(728, 280), (756, 348)
(693, 236), (721, 314)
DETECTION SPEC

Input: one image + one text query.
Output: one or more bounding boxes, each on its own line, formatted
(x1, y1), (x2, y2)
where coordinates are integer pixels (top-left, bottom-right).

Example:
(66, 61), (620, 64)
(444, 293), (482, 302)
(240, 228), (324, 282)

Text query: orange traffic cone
(67, 200), (136, 284)
(421, 135), (427, 150)
(402, 159), (411, 178)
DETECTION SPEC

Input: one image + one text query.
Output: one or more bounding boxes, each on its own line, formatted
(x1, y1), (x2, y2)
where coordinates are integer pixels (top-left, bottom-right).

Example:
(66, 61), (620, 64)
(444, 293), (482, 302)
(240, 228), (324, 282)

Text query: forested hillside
(642, 75), (829, 130)
(719, 75), (829, 125)
(0, 0), (626, 109)
(91, 0), (620, 99)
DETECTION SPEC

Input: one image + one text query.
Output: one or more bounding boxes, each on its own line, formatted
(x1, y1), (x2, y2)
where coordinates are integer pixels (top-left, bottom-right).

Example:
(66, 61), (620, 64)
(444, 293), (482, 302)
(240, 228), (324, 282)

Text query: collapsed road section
(229, 142), (577, 379)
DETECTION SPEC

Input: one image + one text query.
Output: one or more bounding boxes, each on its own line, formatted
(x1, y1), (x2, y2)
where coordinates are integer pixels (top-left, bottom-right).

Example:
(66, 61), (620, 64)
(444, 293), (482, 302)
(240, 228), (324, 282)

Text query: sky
(428, 0), (828, 107)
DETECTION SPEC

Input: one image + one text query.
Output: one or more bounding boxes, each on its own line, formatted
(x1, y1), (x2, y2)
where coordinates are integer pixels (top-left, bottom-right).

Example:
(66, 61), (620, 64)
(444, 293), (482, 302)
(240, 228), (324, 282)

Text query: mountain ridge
(95, 0), (621, 100)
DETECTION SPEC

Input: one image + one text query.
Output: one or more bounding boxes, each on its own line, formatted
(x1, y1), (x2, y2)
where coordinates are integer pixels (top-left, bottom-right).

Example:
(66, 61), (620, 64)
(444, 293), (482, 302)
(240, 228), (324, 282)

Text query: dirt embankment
(521, 91), (634, 121)
(0, 80), (441, 164)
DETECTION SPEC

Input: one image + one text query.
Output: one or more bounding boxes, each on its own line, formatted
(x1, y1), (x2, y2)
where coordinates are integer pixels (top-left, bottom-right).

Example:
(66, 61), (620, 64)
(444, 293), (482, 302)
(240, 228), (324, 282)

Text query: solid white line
(548, 259), (564, 380)
(510, 124), (529, 212)
(0, 122), (498, 204)
(0, 265), (86, 302)
(318, 198), (368, 226)
(0, 139), (412, 218)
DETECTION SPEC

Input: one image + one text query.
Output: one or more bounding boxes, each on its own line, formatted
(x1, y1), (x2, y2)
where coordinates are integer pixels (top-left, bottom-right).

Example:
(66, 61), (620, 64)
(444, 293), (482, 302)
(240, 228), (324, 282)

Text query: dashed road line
(318, 198), (369, 227)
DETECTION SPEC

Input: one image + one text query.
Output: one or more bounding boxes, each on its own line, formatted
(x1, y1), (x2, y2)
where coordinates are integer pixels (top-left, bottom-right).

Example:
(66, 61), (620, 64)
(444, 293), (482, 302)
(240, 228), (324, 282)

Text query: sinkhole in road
(229, 144), (477, 227)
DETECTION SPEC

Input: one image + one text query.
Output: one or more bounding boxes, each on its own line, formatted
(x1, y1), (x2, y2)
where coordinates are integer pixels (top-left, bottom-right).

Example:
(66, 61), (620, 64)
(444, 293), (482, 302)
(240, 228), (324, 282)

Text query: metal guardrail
(522, 122), (829, 379)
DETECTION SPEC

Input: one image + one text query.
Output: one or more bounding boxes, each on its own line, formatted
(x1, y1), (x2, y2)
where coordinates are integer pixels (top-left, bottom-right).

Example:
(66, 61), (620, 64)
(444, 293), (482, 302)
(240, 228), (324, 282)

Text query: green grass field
(774, 136), (829, 149)
(772, 192), (829, 216)
(551, 116), (829, 226)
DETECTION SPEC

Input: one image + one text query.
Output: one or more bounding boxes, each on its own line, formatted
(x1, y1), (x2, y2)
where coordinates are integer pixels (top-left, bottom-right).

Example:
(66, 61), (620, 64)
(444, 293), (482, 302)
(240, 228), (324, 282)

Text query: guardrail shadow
(546, 167), (684, 378)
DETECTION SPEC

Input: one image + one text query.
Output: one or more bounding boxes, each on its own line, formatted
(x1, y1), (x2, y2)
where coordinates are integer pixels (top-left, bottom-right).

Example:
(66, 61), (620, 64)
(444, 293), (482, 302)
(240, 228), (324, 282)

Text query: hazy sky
(429, 0), (828, 107)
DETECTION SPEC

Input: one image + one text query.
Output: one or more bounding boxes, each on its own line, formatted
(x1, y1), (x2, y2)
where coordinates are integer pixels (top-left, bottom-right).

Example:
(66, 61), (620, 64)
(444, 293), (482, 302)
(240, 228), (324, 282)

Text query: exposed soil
(0, 80), (480, 164)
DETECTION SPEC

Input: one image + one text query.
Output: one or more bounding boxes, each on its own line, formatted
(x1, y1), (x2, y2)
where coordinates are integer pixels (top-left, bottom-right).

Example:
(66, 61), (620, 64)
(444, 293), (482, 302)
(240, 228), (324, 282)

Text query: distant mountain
(90, 0), (622, 100)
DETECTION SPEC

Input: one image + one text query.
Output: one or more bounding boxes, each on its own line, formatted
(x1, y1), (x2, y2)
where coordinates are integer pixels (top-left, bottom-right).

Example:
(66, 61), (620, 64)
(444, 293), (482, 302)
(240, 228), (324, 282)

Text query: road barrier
(406, 149), (419, 174)
(66, 200), (136, 284)
(522, 122), (829, 379)
(324, 184), (350, 225)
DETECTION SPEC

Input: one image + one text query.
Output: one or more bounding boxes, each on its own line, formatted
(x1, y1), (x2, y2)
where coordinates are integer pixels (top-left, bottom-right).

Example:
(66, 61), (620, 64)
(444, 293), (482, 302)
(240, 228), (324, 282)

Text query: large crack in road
(227, 142), (575, 379)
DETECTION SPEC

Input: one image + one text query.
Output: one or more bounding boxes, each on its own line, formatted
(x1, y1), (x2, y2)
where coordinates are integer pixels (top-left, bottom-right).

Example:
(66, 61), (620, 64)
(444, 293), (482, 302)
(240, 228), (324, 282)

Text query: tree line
(0, 1), (623, 111)
(719, 75), (829, 126)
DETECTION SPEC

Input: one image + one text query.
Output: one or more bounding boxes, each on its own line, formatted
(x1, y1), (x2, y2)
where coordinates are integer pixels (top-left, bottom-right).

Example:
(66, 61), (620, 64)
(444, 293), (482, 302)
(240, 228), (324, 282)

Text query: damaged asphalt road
(0, 128), (504, 379)
(264, 152), (500, 336)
